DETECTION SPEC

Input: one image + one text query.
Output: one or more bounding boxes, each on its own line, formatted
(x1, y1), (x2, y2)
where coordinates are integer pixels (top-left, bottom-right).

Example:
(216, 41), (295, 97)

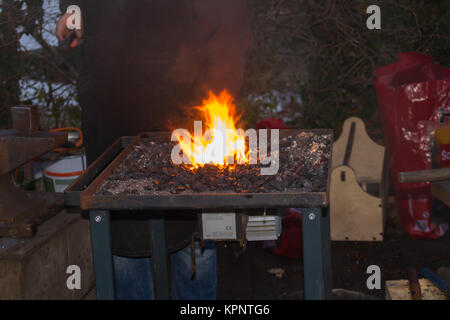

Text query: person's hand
(56, 13), (83, 48)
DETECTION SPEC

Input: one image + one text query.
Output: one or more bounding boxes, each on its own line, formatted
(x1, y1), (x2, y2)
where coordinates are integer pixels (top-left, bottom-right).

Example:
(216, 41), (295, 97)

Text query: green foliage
(240, 0), (450, 134)
(2, 1), (449, 133)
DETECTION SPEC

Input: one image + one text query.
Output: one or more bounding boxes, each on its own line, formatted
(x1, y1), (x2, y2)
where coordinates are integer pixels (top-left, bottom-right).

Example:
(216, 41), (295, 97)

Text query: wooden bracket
(330, 117), (387, 241)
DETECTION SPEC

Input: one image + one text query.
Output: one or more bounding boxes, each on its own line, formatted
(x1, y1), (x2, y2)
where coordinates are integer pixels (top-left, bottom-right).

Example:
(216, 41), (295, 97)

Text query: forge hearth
(97, 131), (331, 196)
(65, 130), (333, 211)
(64, 129), (333, 300)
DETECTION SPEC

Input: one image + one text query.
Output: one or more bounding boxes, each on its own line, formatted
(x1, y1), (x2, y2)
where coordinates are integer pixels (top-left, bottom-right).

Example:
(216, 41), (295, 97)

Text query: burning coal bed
(97, 132), (331, 196)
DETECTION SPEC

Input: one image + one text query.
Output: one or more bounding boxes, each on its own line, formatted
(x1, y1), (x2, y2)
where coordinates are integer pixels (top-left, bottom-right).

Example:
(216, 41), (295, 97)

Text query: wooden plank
(22, 227), (68, 299)
(0, 212), (78, 260)
(0, 132), (67, 175)
(67, 215), (94, 300)
(0, 260), (22, 299)
(0, 211), (94, 299)
(0, 192), (64, 238)
(330, 165), (383, 241)
(385, 279), (447, 300)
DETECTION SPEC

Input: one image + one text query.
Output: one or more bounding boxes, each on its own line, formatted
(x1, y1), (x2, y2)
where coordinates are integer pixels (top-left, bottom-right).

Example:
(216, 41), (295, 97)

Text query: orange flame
(175, 90), (248, 168)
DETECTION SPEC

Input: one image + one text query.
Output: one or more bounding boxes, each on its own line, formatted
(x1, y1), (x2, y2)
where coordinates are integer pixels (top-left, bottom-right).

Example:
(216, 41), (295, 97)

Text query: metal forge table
(65, 130), (333, 300)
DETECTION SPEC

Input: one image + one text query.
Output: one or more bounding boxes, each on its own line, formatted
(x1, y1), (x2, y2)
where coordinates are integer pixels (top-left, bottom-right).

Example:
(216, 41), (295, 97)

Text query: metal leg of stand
(149, 214), (170, 300)
(89, 210), (115, 300)
(302, 207), (332, 300)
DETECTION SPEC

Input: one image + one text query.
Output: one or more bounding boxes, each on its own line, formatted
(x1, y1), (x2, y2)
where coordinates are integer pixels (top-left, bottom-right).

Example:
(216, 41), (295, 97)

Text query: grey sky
(20, 0), (60, 50)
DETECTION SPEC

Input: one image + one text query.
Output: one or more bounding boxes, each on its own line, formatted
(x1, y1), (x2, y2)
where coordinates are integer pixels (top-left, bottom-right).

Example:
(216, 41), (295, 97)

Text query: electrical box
(199, 210), (282, 242)
(201, 212), (239, 240)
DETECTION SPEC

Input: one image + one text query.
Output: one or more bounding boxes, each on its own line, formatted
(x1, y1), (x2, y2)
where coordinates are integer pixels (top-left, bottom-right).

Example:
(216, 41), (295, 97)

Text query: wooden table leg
(302, 207), (332, 300)
(89, 210), (115, 300)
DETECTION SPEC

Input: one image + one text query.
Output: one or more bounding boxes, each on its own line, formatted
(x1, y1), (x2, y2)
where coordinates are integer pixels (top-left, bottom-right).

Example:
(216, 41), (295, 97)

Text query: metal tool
(0, 106), (67, 237)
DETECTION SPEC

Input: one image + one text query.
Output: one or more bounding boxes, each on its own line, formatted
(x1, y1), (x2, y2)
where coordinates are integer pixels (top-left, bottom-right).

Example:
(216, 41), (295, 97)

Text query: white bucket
(41, 154), (86, 193)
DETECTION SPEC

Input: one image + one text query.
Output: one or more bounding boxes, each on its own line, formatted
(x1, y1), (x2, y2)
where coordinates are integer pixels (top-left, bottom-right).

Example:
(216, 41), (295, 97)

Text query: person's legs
(170, 241), (217, 300)
(113, 241), (217, 300)
(113, 255), (154, 300)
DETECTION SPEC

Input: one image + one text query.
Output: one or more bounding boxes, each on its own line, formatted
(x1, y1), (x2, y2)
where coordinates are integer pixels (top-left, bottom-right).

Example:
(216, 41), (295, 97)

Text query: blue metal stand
(89, 207), (332, 300)
(149, 216), (170, 300)
(89, 210), (115, 300)
(302, 207), (332, 300)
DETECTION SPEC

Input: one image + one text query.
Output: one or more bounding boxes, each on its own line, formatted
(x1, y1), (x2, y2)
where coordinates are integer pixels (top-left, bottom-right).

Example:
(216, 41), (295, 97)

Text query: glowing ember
(174, 90), (248, 168)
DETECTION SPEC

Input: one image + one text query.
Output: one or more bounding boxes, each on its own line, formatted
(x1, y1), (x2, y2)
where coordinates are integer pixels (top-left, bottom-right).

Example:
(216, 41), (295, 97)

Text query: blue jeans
(113, 241), (217, 300)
